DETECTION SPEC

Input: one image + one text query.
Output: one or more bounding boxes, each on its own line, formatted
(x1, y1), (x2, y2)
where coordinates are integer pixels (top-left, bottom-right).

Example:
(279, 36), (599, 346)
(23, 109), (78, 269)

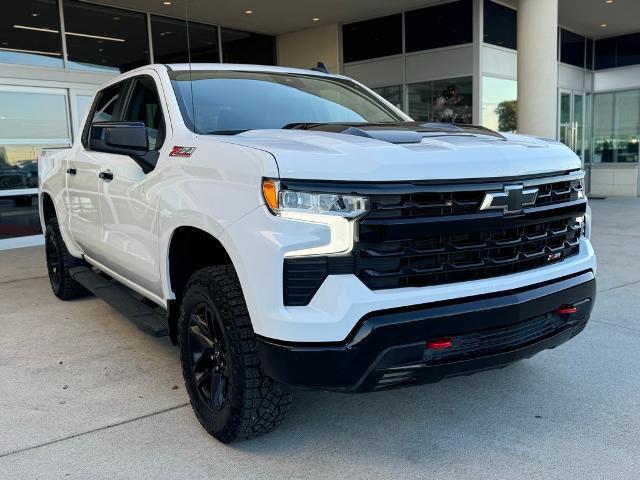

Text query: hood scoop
(284, 122), (506, 144)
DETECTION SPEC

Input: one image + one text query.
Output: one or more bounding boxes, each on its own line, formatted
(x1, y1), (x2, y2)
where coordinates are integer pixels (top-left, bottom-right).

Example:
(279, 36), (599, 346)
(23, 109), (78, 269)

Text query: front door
(67, 81), (125, 258)
(559, 90), (585, 161)
(97, 74), (167, 298)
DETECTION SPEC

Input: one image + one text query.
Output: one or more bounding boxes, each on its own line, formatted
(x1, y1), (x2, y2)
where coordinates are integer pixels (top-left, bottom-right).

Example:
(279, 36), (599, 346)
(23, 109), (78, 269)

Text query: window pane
(560, 29), (586, 68)
(616, 33), (640, 68)
(586, 38), (593, 70)
(151, 16), (219, 64)
(483, 0), (517, 50)
(405, 0), (472, 53)
(0, 0), (63, 68)
(122, 77), (165, 150)
(91, 83), (125, 124)
(63, 0), (149, 73)
(0, 144), (60, 236)
(592, 91), (640, 164)
(482, 76), (517, 132)
(342, 14), (402, 63)
(0, 91), (69, 140)
(221, 28), (275, 65)
(408, 77), (472, 124)
(595, 37), (616, 70)
(372, 85), (403, 110)
(0, 195), (40, 238)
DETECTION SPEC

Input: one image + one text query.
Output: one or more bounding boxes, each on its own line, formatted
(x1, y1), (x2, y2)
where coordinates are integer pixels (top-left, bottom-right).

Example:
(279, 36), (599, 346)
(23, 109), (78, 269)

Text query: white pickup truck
(39, 63), (596, 443)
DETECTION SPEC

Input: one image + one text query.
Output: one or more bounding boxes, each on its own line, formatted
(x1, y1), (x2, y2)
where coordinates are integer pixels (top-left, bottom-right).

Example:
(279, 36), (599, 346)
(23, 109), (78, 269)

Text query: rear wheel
(45, 217), (89, 300)
(178, 265), (291, 443)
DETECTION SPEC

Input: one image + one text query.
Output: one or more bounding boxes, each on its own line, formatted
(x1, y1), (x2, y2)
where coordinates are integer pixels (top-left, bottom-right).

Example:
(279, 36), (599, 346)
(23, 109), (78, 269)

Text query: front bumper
(256, 271), (595, 392)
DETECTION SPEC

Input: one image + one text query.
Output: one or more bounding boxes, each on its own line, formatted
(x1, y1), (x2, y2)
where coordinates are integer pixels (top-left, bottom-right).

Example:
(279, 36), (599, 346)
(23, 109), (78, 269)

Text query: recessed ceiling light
(605, 0), (614, 3)
(312, 17), (320, 22)
(245, 10), (253, 14)
(113, 16), (120, 20)
(601, 23), (608, 27)
(31, 12), (40, 17)
(163, 1), (172, 5)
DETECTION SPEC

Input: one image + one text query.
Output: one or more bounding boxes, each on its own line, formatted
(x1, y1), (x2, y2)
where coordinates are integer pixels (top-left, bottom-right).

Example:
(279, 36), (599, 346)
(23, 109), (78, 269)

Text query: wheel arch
(165, 225), (235, 344)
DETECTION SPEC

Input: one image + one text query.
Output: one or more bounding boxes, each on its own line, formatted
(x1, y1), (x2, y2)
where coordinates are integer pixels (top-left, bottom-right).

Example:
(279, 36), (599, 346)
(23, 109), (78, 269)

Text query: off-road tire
(45, 217), (90, 300)
(178, 265), (291, 443)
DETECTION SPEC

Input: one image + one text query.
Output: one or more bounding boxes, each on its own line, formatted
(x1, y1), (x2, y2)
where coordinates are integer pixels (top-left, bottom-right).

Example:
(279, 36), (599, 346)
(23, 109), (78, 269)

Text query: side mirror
(89, 121), (157, 173)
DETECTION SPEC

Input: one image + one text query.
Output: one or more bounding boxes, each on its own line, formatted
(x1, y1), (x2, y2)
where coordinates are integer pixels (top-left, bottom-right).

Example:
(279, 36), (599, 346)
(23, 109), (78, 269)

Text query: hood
(213, 123), (581, 182)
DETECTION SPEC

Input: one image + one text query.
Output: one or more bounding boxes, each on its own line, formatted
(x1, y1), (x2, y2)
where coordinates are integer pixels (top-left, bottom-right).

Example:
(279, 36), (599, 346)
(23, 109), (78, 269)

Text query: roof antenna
(311, 61), (330, 74)
(185, 0), (196, 133)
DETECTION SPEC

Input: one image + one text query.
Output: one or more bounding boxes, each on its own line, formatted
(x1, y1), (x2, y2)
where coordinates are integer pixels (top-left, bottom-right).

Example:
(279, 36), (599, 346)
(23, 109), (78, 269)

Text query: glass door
(559, 90), (586, 161)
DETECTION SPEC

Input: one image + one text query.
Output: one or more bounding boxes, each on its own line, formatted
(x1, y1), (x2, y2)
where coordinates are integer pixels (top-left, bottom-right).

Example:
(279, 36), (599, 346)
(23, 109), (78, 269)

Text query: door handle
(98, 170), (113, 181)
(66, 168), (77, 175)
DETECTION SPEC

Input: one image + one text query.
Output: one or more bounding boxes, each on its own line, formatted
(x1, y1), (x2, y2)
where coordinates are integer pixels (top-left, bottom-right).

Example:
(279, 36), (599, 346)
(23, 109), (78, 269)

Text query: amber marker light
(262, 179), (279, 212)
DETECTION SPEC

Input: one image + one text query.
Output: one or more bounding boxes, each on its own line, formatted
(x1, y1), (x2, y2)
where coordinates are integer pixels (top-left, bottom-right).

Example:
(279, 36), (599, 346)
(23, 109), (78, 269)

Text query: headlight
(262, 179), (368, 218)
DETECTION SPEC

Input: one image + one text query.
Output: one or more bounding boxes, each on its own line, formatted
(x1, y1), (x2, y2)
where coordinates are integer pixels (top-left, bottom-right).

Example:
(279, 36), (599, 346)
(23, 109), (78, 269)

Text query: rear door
(67, 81), (126, 258)
(96, 74), (167, 297)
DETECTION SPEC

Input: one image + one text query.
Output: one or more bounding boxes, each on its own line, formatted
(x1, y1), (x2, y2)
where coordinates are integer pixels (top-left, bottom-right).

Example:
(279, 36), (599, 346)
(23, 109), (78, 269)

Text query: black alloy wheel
(188, 302), (230, 410)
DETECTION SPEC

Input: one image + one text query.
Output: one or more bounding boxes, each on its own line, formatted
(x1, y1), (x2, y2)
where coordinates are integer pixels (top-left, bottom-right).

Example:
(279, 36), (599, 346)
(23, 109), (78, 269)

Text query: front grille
(282, 174), (586, 306)
(354, 217), (581, 290)
(366, 176), (583, 219)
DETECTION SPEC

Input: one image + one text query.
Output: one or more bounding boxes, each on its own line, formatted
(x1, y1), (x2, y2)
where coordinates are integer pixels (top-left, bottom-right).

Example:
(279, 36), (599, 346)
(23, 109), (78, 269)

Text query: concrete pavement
(0, 197), (639, 479)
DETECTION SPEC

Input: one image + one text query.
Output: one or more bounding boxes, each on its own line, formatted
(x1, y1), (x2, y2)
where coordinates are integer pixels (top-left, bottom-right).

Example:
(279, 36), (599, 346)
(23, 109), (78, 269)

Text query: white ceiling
(93, 0), (640, 38)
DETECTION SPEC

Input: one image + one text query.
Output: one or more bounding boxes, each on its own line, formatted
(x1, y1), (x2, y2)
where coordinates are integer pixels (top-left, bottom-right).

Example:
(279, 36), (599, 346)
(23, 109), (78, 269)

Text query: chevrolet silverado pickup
(39, 64), (596, 443)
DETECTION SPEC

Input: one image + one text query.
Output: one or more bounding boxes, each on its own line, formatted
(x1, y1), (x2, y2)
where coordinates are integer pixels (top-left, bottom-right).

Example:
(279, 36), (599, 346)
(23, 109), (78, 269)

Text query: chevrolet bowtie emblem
(479, 184), (539, 215)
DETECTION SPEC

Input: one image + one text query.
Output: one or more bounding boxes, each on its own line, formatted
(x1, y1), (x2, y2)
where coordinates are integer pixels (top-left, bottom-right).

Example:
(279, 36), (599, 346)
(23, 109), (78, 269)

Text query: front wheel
(178, 265), (291, 443)
(45, 217), (89, 300)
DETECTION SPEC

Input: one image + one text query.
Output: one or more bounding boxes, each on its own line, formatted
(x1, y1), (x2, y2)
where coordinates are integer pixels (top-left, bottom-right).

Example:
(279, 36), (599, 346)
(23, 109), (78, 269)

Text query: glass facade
(372, 85), (403, 110)
(342, 15), (402, 63)
(151, 16), (219, 64)
(0, 0), (63, 68)
(0, 2), (276, 72)
(560, 28), (587, 68)
(482, 77), (517, 132)
(595, 33), (640, 70)
(63, 1), (150, 73)
(483, 0), (517, 50)
(592, 90), (640, 164)
(408, 77), (473, 124)
(405, 0), (472, 53)
(221, 28), (276, 65)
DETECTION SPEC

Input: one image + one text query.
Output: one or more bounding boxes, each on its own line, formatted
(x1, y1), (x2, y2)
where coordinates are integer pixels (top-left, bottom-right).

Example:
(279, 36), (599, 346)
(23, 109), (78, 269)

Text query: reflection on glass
(483, 0), (517, 50)
(342, 15), (402, 63)
(0, 195), (40, 238)
(63, 0), (149, 73)
(152, 16), (219, 64)
(482, 76), (517, 132)
(0, 145), (61, 192)
(221, 28), (276, 65)
(408, 77), (472, 124)
(372, 85), (403, 110)
(405, 0), (472, 53)
(0, 0), (63, 68)
(0, 91), (70, 141)
(592, 90), (640, 163)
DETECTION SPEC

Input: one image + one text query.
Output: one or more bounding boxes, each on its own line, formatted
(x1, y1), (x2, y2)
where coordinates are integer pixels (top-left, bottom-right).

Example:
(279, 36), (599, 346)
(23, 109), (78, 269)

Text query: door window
(122, 77), (166, 150)
(83, 81), (125, 147)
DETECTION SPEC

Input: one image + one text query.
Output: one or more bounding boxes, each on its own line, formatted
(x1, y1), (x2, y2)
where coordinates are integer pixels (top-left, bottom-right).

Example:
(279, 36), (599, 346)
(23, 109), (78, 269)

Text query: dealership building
(1, 0), (639, 250)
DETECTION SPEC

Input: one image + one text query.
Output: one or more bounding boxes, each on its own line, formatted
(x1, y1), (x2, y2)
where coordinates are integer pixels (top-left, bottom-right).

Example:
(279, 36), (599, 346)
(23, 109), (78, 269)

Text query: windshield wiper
(202, 129), (248, 135)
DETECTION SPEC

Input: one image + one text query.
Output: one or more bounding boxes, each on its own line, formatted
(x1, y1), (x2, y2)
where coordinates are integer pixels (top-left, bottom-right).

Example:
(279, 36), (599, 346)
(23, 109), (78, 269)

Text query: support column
(517, 0), (558, 138)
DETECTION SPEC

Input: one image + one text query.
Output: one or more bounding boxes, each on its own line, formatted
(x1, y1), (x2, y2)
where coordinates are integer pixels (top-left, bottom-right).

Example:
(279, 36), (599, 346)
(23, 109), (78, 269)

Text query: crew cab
(39, 64), (596, 443)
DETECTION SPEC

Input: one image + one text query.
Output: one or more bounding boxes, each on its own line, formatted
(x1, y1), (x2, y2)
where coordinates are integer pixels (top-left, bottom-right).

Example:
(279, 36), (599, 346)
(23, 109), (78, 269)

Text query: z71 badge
(169, 146), (196, 157)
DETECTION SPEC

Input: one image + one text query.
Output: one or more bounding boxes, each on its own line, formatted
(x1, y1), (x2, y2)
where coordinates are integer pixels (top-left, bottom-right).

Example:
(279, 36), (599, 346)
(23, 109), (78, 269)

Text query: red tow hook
(426, 337), (453, 349)
(555, 305), (577, 315)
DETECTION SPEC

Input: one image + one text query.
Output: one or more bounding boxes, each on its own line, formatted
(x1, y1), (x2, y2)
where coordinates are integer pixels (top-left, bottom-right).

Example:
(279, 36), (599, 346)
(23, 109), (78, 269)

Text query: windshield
(169, 70), (405, 134)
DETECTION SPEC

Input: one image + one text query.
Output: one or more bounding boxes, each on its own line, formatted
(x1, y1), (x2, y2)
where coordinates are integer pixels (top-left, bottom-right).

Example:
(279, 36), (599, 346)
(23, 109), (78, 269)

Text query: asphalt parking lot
(1, 197), (639, 480)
